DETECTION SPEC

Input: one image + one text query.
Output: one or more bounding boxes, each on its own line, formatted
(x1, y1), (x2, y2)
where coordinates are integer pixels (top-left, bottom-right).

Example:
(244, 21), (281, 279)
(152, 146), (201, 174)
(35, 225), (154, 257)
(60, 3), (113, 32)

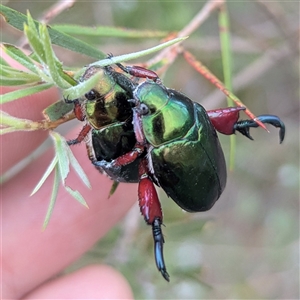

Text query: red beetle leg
(67, 124), (91, 145)
(73, 100), (85, 121)
(138, 159), (163, 224)
(113, 143), (145, 167)
(138, 158), (169, 281)
(126, 66), (159, 81)
(116, 63), (159, 81)
(207, 106), (245, 135)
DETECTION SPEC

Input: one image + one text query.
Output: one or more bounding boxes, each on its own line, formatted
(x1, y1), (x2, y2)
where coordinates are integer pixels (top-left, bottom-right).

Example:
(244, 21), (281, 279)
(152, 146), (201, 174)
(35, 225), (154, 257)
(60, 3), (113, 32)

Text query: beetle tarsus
(152, 218), (170, 282)
(234, 114), (285, 144)
(93, 159), (111, 168)
(64, 96), (77, 104)
(233, 121), (254, 140)
(67, 139), (80, 146)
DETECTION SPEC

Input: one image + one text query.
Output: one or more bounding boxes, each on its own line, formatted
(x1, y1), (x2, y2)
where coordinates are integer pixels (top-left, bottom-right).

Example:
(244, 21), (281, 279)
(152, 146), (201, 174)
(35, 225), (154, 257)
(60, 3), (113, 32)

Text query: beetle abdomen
(91, 124), (140, 183)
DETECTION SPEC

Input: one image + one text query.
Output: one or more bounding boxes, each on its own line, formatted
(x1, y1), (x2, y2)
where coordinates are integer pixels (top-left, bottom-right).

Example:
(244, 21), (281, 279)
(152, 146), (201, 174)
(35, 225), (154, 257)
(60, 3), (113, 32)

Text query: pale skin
(1, 56), (136, 299)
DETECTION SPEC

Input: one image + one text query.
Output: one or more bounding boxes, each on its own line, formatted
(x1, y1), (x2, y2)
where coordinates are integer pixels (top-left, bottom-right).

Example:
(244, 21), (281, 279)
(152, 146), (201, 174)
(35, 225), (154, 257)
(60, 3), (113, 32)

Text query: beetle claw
(256, 115), (286, 144)
(234, 126), (254, 141)
(233, 114), (285, 144)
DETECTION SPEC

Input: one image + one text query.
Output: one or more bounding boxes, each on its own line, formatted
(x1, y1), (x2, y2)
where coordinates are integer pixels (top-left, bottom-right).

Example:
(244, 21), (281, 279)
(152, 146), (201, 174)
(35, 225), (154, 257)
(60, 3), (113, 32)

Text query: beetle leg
(67, 124), (91, 145)
(92, 143), (144, 171)
(94, 153), (170, 281)
(207, 108), (285, 144)
(107, 53), (159, 81)
(65, 98), (90, 145)
(113, 143), (145, 166)
(207, 107), (245, 135)
(117, 64), (159, 82)
(64, 98), (85, 122)
(138, 158), (170, 282)
(234, 114), (285, 144)
(65, 97), (89, 145)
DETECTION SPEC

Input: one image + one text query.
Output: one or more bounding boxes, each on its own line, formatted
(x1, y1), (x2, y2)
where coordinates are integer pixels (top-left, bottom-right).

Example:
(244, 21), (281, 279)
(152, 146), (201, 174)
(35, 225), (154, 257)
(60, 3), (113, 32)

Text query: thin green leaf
(0, 56), (10, 66)
(23, 23), (47, 65)
(0, 127), (23, 135)
(0, 5), (105, 59)
(1, 66), (41, 86)
(65, 186), (89, 208)
(40, 24), (71, 89)
(45, 28), (106, 60)
(2, 71), (41, 82)
(29, 52), (42, 64)
(33, 64), (53, 83)
(51, 131), (69, 184)
(0, 127), (16, 134)
(0, 82), (53, 104)
(0, 4), (32, 34)
(26, 10), (39, 35)
(0, 78), (38, 86)
(31, 155), (58, 196)
(0, 65), (12, 76)
(59, 71), (78, 87)
(2, 44), (38, 74)
(63, 71), (102, 100)
(0, 111), (34, 132)
(43, 100), (73, 122)
(1, 64), (38, 77)
(108, 181), (119, 198)
(43, 165), (60, 229)
(53, 24), (168, 38)
(90, 36), (188, 67)
(66, 146), (91, 189)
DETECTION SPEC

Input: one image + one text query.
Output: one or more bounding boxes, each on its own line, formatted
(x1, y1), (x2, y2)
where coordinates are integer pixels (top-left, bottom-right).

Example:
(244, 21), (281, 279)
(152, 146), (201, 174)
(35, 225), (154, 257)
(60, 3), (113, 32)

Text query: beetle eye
(139, 103), (149, 115)
(85, 90), (96, 100)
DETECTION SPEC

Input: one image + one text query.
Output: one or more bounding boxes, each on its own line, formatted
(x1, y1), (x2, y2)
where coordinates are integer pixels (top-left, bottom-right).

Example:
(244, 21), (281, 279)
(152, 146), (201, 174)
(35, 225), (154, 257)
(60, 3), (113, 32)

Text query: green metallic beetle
(134, 81), (227, 211)
(69, 64), (285, 282)
(68, 65), (142, 182)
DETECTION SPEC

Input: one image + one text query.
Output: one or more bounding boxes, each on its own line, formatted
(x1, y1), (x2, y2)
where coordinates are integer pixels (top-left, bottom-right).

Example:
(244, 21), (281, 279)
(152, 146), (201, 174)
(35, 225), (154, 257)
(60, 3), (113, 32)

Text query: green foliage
(52, 24), (168, 38)
(0, 82), (53, 104)
(31, 132), (90, 228)
(0, 4), (105, 59)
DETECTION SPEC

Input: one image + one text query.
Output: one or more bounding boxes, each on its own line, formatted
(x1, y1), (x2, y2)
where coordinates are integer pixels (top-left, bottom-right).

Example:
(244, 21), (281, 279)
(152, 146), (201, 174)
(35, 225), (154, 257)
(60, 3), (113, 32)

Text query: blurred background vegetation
(1, 1), (299, 299)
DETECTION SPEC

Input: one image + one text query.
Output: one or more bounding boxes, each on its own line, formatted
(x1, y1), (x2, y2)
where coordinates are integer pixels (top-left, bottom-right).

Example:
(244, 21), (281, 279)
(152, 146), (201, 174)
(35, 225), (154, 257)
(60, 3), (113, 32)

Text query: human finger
(2, 127), (138, 299)
(23, 265), (134, 299)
